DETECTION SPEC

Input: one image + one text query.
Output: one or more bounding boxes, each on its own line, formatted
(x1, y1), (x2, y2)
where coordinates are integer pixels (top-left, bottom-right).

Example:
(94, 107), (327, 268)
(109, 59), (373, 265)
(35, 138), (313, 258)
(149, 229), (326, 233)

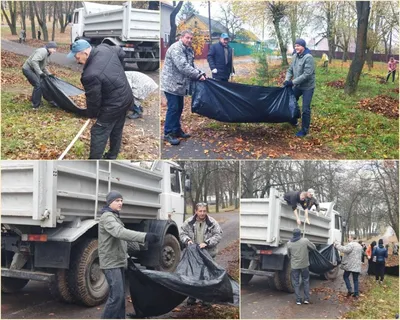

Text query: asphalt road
(241, 267), (363, 319)
(1, 211), (239, 319)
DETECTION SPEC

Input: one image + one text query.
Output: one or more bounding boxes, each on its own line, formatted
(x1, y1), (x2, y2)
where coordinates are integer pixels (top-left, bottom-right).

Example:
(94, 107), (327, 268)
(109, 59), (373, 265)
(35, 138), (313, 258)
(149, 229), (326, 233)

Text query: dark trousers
(22, 67), (46, 108)
(367, 259), (376, 275)
(212, 74), (229, 81)
(375, 262), (385, 281)
(101, 267), (126, 319)
(291, 267), (310, 302)
(164, 92), (184, 136)
(293, 87), (314, 133)
(343, 271), (359, 296)
(386, 70), (396, 82)
(89, 113), (126, 159)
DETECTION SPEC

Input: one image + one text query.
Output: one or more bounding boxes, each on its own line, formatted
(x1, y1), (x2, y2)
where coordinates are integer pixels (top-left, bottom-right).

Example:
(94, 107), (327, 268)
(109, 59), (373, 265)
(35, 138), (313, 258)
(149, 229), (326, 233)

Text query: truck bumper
(241, 268), (275, 277)
(1, 268), (55, 282)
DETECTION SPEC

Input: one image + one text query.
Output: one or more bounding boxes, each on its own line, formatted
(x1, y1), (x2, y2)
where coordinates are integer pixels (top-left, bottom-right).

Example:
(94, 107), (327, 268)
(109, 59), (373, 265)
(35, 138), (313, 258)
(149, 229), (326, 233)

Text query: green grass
(242, 59), (399, 159)
(1, 92), (87, 159)
(345, 275), (399, 319)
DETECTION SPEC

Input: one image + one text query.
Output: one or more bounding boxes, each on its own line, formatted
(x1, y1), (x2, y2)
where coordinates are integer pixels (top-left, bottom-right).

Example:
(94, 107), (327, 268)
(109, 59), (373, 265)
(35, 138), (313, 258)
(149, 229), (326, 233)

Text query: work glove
(211, 68), (218, 74)
(283, 80), (293, 87)
(145, 232), (160, 244)
(40, 73), (47, 79)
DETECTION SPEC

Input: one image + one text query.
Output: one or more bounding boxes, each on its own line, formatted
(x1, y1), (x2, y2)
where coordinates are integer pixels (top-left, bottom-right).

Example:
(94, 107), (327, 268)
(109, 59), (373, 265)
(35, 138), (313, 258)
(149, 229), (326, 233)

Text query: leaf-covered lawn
(344, 274), (399, 319)
(162, 58), (398, 160)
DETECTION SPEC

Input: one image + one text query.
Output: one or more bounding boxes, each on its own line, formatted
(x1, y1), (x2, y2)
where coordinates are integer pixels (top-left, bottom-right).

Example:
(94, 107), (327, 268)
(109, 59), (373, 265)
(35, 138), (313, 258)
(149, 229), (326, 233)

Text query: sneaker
(32, 106), (39, 110)
(303, 300), (309, 304)
(187, 297), (196, 305)
(296, 130), (307, 137)
(164, 134), (180, 145)
(175, 130), (191, 139)
(379, 280), (383, 285)
(346, 292), (353, 298)
(296, 301), (302, 305)
(127, 112), (142, 119)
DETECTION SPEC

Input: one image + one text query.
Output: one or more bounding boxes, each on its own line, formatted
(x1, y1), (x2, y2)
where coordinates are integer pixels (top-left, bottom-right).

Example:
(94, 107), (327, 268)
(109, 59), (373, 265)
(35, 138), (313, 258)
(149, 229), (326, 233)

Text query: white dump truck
(1, 160), (186, 306)
(70, 1), (159, 71)
(240, 187), (343, 292)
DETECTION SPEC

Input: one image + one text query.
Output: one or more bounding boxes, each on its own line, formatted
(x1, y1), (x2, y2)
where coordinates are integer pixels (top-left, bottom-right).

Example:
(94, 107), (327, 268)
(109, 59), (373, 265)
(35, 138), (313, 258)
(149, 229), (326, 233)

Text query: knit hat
(45, 41), (58, 49)
(378, 239), (384, 245)
(295, 38), (306, 48)
(106, 190), (123, 206)
(293, 228), (301, 237)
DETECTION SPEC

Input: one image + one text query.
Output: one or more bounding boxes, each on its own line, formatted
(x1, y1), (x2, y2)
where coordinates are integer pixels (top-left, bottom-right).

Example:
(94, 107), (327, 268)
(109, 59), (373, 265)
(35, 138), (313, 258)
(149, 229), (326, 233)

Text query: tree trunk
(1, 1), (18, 35)
(19, 2), (27, 31)
(344, 2), (370, 95)
(34, 2), (49, 41)
(366, 48), (374, 71)
(168, 1), (183, 46)
(29, 2), (36, 39)
(51, 1), (57, 41)
(273, 18), (288, 66)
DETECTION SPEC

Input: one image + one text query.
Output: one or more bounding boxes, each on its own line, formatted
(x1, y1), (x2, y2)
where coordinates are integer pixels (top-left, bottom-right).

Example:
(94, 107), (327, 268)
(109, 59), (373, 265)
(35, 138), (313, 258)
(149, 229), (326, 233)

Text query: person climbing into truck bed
(180, 202), (223, 306)
(99, 190), (160, 319)
(305, 188), (320, 214)
(287, 228), (317, 305)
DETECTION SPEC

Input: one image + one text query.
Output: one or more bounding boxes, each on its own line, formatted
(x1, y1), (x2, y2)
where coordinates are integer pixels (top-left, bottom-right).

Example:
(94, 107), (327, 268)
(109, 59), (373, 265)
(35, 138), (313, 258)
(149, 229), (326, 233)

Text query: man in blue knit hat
(283, 38), (315, 137)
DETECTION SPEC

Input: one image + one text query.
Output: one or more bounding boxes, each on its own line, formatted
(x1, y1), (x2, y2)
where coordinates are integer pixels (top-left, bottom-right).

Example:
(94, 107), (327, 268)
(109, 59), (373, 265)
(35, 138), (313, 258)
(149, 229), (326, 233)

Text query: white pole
(58, 119), (91, 160)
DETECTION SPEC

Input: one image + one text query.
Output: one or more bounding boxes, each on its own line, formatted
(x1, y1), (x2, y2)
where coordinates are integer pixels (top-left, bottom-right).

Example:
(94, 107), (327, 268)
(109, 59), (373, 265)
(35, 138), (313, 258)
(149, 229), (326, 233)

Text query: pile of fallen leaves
(1, 50), (23, 68)
(326, 79), (345, 89)
(70, 94), (87, 109)
(386, 254), (399, 267)
(356, 95), (399, 119)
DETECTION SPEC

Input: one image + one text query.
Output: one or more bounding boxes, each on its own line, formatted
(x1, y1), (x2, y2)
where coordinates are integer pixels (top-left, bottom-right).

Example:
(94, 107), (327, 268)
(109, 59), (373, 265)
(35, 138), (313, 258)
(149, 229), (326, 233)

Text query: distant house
(183, 13), (228, 41)
(161, 2), (174, 47)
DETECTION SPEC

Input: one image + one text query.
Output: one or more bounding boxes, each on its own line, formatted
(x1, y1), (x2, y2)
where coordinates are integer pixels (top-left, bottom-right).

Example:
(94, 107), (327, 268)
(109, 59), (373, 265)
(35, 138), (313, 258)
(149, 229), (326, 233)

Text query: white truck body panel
(240, 188), (341, 246)
(71, 2), (159, 43)
(1, 161), (182, 233)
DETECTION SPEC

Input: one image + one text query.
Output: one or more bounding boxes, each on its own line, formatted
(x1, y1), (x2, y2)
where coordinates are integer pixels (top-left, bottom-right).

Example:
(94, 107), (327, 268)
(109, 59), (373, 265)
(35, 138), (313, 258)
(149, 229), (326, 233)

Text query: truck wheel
(156, 234), (181, 272)
(322, 266), (339, 280)
(137, 52), (159, 71)
(278, 258), (295, 293)
(240, 259), (254, 285)
(1, 277), (29, 293)
(267, 276), (276, 290)
(68, 239), (109, 306)
(273, 271), (285, 291)
(48, 269), (75, 303)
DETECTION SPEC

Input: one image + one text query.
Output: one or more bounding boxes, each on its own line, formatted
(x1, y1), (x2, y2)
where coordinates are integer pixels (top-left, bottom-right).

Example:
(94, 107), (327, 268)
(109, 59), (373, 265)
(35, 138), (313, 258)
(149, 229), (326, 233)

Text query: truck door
(169, 167), (185, 231)
(332, 214), (342, 243)
(70, 9), (84, 43)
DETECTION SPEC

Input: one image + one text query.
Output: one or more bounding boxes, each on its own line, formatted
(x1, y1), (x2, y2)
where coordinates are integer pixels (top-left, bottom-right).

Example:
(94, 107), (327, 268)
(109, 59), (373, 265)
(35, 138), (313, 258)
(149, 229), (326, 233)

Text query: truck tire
(267, 276), (276, 290)
(127, 241), (140, 257)
(273, 271), (285, 291)
(1, 277), (29, 293)
(137, 52), (159, 72)
(68, 239), (109, 306)
(277, 258), (295, 293)
(48, 269), (75, 303)
(322, 266), (339, 280)
(156, 234), (181, 272)
(240, 259), (254, 285)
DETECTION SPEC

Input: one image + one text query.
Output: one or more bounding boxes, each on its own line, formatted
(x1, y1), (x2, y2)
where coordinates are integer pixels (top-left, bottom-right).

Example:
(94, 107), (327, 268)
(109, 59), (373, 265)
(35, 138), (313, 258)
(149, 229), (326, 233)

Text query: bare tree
(169, 1), (184, 46)
(218, 3), (243, 41)
(268, 1), (289, 66)
(29, 1), (36, 39)
(1, 1), (18, 35)
(19, 1), (27, 31)
(51, 1), (57, 41)
(34, 2), (50, 41)
(344, 1), (370, 95)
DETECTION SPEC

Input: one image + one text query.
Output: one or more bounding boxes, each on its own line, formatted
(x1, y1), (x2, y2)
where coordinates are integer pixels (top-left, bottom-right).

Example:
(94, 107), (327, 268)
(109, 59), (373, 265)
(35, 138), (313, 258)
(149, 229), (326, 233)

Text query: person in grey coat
(180, 202), (223, 306)
(334, 236), (363, 299)
(160, 30), (206, 145)
(99, 190), (160, 319)
(287, 229), (316, 305)
(22, 41), (57, 109)
(284, 38), (315, 137)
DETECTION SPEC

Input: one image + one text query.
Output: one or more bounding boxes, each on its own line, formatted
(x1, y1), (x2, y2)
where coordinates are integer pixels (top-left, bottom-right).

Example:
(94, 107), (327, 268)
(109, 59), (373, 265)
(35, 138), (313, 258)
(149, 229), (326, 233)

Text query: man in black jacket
(68, 40), (133, 159)
(207, 33), (234, 82)
(283, 190), (309, 226)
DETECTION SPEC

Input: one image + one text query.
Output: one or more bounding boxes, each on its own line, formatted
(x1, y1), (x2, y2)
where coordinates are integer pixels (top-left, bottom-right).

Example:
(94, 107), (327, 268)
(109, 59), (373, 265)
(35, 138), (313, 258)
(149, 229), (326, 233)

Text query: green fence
(229, 42), (274, 56)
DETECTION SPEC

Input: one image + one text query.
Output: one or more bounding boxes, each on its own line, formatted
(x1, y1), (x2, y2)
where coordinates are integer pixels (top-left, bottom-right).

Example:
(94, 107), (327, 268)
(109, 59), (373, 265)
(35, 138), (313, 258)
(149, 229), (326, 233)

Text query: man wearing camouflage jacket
(180, 202), (223, 305)
(160, 30), (206, 145)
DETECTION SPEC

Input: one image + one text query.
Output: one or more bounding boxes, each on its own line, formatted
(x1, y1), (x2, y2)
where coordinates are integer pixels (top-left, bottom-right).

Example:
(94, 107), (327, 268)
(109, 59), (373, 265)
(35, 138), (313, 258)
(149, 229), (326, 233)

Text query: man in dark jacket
(284, 38), (315, 137)
(22, 41), (57, 109)
(68, 40), (133, 159)
(373, 239), (388, 284)
(284, 190), (309, 225)
(99, 190), (160, 319)
(207, 33), (234, 81)
(287, 229), (316, 305)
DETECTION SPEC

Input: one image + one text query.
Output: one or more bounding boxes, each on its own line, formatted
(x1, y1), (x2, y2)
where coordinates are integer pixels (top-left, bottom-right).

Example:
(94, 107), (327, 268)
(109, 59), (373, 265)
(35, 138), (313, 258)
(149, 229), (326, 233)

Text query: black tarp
(128, 245), (239, 317)
(191, 79), (299, 123)
(41, 77), (88, 117)
(309, 244), (341, 274)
